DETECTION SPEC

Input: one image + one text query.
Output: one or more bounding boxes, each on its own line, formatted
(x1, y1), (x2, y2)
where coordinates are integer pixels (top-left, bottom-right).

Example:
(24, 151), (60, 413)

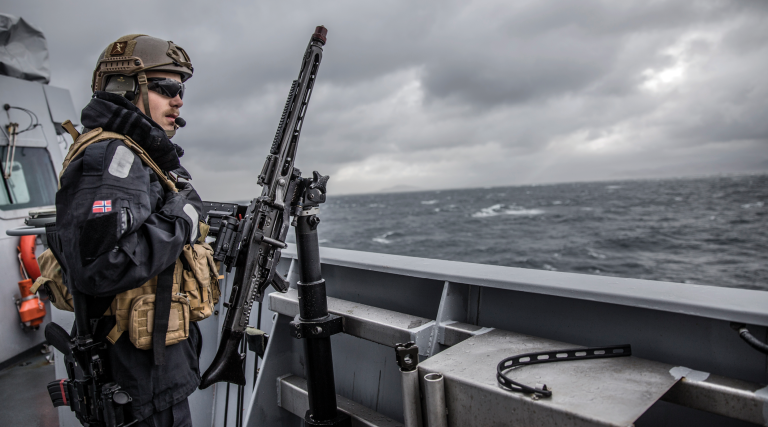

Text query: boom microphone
(174, 117), (186, 127)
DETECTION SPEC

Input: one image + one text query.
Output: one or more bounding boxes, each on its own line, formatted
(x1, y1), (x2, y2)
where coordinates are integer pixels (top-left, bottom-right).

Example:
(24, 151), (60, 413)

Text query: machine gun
(200, 25), (329, 389)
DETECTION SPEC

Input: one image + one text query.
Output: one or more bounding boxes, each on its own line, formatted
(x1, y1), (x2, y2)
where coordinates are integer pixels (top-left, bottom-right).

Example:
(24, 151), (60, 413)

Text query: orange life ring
(18, 235), (41, 281)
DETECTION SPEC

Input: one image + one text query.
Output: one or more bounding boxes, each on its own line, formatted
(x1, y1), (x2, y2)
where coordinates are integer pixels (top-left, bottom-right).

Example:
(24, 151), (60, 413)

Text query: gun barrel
(312, 25), (327, 44)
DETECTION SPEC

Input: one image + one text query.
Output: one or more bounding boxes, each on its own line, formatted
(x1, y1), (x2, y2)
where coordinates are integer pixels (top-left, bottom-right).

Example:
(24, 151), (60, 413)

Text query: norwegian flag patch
(92, 200), (112, 213)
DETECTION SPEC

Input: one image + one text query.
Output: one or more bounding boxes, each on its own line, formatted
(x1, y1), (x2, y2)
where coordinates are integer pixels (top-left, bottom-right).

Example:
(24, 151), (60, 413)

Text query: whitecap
(472, 204), (505, 218)
(318, 239), (329, 244)
(552, 200), (562, 205)
(543, 264), (557, 271)
(606, 185), (622, 190)
(421, 200), (438, 205)
(741, 201), (764, 209)
(587, 250), (606, 259)
(471, 204), (544, 218)
(505, 207), (545, 216)
(372, 231), (396, 244)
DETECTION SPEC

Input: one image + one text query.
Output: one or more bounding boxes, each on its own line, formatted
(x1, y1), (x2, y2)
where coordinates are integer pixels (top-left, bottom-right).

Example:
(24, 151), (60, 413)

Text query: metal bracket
(290, 314), (344, 339)
(395, 342), (419, 372)
(297, 206), (320, 216)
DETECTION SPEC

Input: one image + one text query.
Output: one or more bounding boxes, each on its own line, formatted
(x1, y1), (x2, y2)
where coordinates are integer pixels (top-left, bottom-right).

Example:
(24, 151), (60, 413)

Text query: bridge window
(0, 147), (57, 211)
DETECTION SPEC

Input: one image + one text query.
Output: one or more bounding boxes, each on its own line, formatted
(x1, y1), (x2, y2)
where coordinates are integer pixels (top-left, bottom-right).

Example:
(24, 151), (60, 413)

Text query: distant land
(377, 185), (422, 194)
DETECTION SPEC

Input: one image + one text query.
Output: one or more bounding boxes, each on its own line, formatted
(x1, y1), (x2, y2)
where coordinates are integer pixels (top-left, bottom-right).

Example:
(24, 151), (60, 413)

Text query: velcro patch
(92, 200), (112, 213)
(110, 42), (127, 56)
(80, 211), (119, 265)
(182, 204), (199, 243)
(108, 145), (135, 178)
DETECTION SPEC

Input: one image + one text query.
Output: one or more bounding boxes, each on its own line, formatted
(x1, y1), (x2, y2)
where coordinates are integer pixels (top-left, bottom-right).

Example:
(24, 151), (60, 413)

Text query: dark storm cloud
(4, 0), (767, 198)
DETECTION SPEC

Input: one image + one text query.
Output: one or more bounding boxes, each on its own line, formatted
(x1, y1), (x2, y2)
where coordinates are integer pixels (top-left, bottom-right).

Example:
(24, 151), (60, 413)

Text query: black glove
(174, 182), (201, 203)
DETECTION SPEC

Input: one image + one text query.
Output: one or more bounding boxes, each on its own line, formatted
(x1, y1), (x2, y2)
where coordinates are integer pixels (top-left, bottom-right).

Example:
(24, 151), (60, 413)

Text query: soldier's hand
(174, 181), (200, 201)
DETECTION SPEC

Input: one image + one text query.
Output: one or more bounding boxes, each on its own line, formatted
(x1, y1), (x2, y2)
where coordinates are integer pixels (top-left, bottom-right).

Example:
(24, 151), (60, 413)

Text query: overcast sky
(5, 0), (768, 199)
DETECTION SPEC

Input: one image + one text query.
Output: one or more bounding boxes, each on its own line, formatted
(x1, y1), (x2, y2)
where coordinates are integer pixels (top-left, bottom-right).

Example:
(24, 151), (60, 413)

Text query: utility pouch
(128, 293), (190, 350)
(181, 239), (221, 322)
(31, 249), (74, 312)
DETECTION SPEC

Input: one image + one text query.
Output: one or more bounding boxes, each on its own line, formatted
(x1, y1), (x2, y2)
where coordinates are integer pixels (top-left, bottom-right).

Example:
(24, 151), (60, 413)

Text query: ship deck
(0, 345), (58, 427)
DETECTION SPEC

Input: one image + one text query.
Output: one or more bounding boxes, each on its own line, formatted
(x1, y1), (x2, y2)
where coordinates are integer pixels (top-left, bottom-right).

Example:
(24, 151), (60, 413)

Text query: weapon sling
(152, 263), (176, 365)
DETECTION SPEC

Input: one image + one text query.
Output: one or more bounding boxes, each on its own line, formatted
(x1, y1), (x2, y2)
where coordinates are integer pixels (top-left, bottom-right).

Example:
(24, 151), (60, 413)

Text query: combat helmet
(92, 34), (193, 135)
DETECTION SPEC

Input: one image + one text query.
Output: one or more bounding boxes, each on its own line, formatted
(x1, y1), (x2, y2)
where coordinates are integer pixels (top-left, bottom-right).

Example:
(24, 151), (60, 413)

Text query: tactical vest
(31, 126), (221, 350)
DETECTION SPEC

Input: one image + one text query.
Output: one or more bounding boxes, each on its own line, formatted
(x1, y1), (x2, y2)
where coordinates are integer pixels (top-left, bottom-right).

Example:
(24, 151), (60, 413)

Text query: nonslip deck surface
(0, 350), (59, 427)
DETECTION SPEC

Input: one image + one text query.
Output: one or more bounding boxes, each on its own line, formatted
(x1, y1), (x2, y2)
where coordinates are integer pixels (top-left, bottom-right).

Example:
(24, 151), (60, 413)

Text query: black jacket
(55, 92), (203, 422)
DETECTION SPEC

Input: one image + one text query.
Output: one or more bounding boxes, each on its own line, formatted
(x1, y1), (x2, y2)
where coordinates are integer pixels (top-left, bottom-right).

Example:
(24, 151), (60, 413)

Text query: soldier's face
(136, 71), (184, 131)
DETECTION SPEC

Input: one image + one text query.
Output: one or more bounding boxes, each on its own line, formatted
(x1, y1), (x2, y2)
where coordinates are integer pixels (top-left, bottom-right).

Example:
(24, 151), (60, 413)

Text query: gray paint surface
(42, 84), (79, 126)
(419, 329), (678, 427)
(1, 73), (69, 368)
(283, 245), (768, 327)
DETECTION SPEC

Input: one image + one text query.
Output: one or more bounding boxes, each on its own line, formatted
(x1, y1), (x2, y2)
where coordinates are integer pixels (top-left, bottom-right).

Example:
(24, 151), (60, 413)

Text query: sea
(281, 173), (767, 291)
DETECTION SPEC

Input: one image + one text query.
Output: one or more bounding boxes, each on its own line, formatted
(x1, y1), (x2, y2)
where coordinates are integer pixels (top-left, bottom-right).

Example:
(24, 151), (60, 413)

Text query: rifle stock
(199, 329), (246, 388)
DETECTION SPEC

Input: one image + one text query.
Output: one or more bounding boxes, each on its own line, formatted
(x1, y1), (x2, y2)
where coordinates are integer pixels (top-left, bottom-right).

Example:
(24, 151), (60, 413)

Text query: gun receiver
(200, 25), (328, 389)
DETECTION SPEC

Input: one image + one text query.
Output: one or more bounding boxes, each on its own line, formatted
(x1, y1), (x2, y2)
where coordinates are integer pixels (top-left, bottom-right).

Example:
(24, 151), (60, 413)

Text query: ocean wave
(373, 231), (397, 244)
(587, 249), (606, 259)
(606, 185), (623, 190)
(741, 201), (764, 209)
(471, 204), (545, 218)
(421, 200), (438, 205)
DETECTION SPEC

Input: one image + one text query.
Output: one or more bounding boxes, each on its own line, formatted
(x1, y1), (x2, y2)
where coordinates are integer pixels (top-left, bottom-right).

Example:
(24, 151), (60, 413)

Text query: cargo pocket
(182, 270), (206, 322)
(128, 293), (189, 350)
(181, 241), (220, 322)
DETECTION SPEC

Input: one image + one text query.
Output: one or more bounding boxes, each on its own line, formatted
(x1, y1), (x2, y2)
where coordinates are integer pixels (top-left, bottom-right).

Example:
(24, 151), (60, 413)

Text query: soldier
(54, 34), (213, 426)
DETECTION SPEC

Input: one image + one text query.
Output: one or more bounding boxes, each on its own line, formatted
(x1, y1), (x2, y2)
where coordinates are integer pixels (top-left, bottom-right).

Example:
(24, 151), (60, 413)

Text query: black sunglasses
(146, 77), (185, 99)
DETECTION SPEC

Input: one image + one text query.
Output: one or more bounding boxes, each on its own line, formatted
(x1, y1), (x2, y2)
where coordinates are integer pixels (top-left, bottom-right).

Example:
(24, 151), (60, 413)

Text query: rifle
(200, 25), (328, 389)
(45, 294), (135, 427)
(44, 224), (135, 426)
